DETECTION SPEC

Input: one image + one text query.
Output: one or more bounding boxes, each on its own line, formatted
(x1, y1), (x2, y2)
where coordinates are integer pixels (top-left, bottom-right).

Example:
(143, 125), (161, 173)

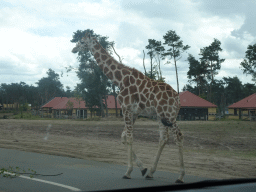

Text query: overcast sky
(1, 0), (256, 92)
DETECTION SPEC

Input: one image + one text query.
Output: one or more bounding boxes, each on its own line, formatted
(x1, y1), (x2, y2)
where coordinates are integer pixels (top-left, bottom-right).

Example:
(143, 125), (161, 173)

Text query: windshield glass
(0, 0), (256, 191)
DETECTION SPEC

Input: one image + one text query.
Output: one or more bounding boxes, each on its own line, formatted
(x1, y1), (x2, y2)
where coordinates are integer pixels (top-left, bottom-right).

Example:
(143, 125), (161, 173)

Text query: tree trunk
(104, 94), (108, 117)
(112, 84), (118, 117)
(142, 50), (147, 75)
(174, 59), (179, 94)
(150, 56), (153, 79)
(100, 94), (105, 117)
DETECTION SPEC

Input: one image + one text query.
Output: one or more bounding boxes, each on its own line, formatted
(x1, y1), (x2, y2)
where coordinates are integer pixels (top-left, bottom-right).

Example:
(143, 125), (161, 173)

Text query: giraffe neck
(89, 38), (125, 87)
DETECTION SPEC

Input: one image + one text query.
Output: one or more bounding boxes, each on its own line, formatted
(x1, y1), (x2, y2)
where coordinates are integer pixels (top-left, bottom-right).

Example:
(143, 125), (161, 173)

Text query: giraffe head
(72, 33), (94, 53)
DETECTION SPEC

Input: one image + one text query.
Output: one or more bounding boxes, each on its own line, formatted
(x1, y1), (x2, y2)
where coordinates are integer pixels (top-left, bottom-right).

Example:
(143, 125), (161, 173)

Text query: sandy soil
(0, 118), (255, 180)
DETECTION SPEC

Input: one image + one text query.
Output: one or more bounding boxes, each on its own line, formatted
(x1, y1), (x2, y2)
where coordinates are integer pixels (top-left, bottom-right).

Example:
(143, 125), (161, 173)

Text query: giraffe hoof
(122, 175), (131, 179)
(175, 179), (184, 183)
(141, 168), (147, 176)
(145, 175), (153, 179)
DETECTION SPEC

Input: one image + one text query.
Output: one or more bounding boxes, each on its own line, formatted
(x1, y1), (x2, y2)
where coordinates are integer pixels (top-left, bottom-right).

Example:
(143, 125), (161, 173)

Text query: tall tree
(36, 68), (64, 105)
(223, 76), (243, 105)
(145, 39), (165, 81)
(240, 43), (256, 82)
(243, 83), (256, 98)
(0, 82), (41, 110)
(162, 30), (190, 93)
(199, 38), (225, 101)
(187, 54), (208, 96)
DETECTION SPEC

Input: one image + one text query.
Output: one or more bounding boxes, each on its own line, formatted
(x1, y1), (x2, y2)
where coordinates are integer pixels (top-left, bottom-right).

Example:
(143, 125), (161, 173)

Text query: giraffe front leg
(146, 123), (169, 179)
(121, 131), (147, 177)
(123, 139), (133, 179)
(122, 110), (134, 179)
(132, 151), (147, 176)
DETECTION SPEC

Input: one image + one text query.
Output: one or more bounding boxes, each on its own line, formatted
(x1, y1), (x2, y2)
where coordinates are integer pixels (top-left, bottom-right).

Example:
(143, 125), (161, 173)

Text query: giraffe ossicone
(72, 32), (185, 183)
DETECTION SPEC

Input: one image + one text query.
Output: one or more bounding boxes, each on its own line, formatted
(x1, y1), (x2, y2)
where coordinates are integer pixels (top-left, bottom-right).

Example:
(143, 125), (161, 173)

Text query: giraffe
(72, 33), (185, 183)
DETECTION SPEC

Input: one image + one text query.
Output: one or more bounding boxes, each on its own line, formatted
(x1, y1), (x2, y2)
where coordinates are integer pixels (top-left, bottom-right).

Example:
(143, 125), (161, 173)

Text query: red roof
(228, 93), (256, 109)
(179, 91), (217, 108)
(104, 95), (121, 109)
(42, 97), (68, 108)
(53, 97), (86, 109)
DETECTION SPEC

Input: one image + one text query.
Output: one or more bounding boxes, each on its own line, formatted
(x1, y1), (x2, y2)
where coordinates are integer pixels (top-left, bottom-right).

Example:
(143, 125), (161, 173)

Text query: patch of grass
(13, 112), (41, 120)
(85, 116), (101, 121)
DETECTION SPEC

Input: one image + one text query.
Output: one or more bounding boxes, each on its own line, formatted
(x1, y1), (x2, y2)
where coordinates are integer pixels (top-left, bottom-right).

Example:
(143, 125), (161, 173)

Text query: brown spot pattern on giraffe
(110, 65), (116, 70)
(106, 59), (112, 65)
(159, 86), (165, 91)
(129, 76), (135, 84)
(138, 72), (144, 80)
(159, 99), (168, 106)
(129, 85), (138, 95)
(169, 98), (175, 105)
(104, 67), (109, 74)
(132, 70), (139, 78)
(152, 81), (157, 86)
(122, 69), (130, 76)
(118, 96), (123, 104)
(101, 55), (107, 61)
(100, 48), (107, 54)
(123, 76), (129, 87)
(157, 106), (163, 112)
(156, 92), (162, 100)
(136, 79), (141, 86)
(139, 80), (147, 92)
(131, 93), (139, 103)
(115, 70), (122, 81)
(124, 96), (130, 105)
(94, 44), (100, 50)
(140, 94), (147, 103)
(120, 88), (128, 96)
(94, 52), (100, 59)
(162, 92), (168, 100)
(167, 90), (173, 97)
(139, 103), (145, 110)
(143, 88), (148, 95)
(148, 81), (153, 87)
(106, 72), (113, 79)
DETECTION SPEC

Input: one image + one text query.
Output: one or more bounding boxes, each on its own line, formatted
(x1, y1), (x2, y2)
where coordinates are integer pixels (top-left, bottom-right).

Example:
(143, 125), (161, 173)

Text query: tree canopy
(240, 43), (256, 82)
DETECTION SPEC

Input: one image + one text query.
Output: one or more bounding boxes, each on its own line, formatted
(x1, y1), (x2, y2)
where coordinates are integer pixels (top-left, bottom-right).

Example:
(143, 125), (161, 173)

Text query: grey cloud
(121, 0), (192, 20)
(222, 37), (247, 59)
(196, 0), (256, 38)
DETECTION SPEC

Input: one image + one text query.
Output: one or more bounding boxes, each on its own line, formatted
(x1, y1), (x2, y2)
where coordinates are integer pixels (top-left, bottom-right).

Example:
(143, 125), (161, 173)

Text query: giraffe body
(72, 33), (185, 183)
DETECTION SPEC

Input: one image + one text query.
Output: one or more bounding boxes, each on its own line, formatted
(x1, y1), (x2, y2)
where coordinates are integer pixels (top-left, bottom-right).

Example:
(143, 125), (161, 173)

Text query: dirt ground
(0, 118), (255, 180)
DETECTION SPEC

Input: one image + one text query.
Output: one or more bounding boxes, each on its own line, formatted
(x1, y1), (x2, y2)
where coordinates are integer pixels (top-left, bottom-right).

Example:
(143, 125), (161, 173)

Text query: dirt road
(0, 119), (255, 180)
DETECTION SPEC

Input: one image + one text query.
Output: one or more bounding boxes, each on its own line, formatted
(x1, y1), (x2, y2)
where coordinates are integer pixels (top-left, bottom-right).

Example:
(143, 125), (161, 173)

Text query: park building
(41, 95), (121, 119)
(228, 93), (256, 121)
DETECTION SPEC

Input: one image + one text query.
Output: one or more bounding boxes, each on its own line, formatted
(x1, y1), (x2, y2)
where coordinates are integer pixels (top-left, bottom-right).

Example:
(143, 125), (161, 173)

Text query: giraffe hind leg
(171, 123), (185, 183)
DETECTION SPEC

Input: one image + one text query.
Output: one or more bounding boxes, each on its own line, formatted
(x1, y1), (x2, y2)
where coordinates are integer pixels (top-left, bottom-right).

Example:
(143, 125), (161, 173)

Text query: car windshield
(0, 1), (256, 191)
